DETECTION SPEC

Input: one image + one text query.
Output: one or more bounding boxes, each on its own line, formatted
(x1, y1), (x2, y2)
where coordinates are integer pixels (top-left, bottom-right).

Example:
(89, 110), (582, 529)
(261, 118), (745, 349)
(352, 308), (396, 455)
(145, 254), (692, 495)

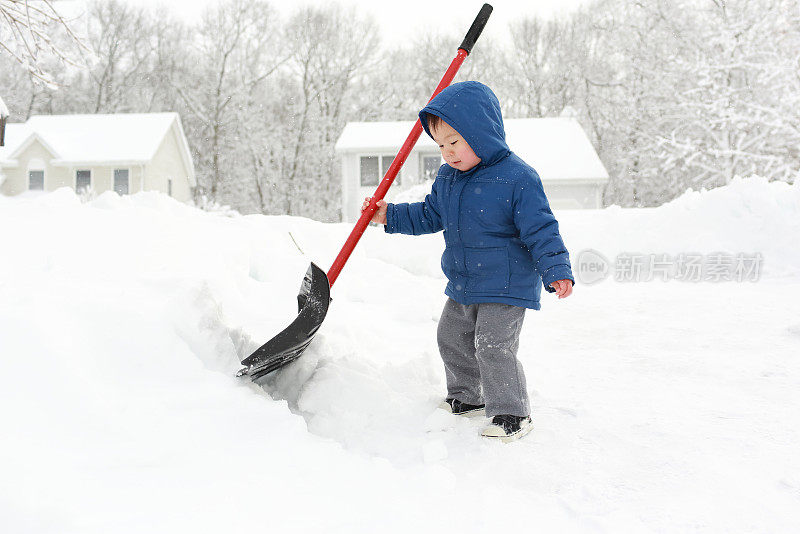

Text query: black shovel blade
(237, 262), (331, 381)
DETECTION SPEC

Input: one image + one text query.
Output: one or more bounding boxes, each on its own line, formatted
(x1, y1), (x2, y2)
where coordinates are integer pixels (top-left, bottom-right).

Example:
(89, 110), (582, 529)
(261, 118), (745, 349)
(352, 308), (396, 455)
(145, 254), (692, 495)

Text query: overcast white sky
(107, 0), (592, 46)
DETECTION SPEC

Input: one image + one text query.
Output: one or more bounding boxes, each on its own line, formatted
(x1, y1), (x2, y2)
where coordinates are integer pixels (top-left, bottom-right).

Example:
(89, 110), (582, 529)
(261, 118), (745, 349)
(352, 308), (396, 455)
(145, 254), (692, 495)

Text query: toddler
(362, 81), (574, 442)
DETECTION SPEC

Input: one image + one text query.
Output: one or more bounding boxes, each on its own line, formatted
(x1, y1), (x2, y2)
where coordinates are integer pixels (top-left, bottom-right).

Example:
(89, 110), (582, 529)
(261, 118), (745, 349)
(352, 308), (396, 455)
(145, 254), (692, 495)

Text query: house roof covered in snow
(335, 117), (609, 182)
(0, 113), (195, 184)
(0, 123), (34, 160)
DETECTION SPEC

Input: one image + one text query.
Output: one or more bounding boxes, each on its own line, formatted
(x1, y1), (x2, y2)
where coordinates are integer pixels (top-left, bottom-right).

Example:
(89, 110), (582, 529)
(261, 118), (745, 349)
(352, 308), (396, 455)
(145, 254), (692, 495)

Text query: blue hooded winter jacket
(384, 81), (575, 310)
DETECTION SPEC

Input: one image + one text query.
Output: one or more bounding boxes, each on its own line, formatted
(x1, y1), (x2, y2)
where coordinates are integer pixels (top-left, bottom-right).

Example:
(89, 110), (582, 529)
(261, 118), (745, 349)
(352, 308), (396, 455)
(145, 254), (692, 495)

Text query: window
(114, 169), (129, 195)
(381, 156), (395, 184)
(360, 156), (378, 186)
(168, 179), (173, 197)
(421, 155), (441, 182)
(28, 170), (44, 190)
(76, 170), (91, 193)
(360, 155), (397, 187)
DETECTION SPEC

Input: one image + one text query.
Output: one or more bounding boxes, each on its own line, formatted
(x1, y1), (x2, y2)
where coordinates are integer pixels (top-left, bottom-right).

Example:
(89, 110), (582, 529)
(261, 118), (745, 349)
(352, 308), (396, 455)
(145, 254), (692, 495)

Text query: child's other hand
(550, 279), (573, 299)
(361, 197), (387, 225)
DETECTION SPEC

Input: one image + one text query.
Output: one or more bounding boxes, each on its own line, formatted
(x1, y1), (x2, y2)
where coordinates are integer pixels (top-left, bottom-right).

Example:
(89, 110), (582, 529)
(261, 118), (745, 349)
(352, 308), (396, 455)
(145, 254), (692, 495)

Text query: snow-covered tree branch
(0, 0), (87, 87)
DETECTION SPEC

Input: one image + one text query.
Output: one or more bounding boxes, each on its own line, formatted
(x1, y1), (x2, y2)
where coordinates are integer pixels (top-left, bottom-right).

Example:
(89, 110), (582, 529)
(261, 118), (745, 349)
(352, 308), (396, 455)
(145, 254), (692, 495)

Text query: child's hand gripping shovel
(237, 4), (494, 381)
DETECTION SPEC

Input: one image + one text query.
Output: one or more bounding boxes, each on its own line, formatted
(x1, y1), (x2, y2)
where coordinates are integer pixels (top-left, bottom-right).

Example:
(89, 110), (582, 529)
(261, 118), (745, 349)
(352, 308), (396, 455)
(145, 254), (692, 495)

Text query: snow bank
(0, 190), (582, 532)
(1, 179), (799, 533)
(557, 175), (800, 279)
(383, 175), (800, 279)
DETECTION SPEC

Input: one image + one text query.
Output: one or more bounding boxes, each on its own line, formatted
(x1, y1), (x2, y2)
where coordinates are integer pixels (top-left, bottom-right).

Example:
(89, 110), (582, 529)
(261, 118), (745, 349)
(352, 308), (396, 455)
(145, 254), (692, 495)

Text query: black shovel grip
(459, 3), (493, 54)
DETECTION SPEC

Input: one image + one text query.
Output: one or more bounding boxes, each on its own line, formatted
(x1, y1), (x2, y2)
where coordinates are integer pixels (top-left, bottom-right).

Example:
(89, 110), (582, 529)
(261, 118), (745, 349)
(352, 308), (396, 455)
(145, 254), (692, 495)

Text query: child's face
(430, 119), (481, 172)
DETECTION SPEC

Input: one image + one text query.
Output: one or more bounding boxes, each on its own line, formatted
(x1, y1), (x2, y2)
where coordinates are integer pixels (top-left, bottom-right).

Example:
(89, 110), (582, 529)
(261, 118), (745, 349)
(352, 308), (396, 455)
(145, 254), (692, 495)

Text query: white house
(335, 117), (609, 222)
(0, 112), (196, 202)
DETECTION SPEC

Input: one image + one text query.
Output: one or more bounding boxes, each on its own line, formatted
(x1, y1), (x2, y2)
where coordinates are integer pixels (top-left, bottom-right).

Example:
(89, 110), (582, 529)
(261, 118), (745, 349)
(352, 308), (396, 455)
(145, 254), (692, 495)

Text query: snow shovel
(237, 4), (494, 381)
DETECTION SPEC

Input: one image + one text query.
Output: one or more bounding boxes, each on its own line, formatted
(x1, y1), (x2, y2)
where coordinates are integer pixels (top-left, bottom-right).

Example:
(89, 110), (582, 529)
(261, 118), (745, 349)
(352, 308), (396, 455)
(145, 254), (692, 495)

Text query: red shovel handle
(327, 4), (493, 287)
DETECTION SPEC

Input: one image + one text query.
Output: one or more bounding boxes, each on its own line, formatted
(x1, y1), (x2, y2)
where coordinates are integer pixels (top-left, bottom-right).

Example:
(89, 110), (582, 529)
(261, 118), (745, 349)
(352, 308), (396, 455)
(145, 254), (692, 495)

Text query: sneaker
(439, 398), (486, 417)
(481, 414), (533, 442)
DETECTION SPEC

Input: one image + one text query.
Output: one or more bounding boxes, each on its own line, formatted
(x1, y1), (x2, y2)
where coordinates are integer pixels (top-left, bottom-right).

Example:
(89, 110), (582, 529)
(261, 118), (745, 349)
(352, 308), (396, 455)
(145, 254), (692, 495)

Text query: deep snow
(1, 177), (799, 533)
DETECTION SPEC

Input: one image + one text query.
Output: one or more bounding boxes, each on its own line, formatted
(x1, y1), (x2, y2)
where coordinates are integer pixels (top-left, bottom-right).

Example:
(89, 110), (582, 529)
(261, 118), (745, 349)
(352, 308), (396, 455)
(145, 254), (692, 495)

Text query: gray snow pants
(437, 298), (530, 418)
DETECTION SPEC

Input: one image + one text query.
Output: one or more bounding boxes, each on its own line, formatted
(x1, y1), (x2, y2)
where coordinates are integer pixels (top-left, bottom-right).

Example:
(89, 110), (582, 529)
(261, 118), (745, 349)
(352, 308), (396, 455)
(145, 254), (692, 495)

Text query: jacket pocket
(464, 246), (510, 295)
(440, 245), (456, 282)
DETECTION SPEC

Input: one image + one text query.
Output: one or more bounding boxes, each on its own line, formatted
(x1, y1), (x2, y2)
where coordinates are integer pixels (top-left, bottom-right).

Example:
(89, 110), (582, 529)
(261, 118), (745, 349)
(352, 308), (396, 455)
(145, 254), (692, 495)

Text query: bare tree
(79, 0), (153, 113)
(505, 19), (560, 117)
(0, 94), (7, 145)
(176, 0), (289, 204)
(275, 3), (379, 218)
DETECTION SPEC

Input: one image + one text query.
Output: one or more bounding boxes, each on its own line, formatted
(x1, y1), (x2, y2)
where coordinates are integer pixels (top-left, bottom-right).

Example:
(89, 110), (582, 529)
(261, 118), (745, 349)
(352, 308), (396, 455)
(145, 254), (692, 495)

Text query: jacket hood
(419, 81), (510, 168)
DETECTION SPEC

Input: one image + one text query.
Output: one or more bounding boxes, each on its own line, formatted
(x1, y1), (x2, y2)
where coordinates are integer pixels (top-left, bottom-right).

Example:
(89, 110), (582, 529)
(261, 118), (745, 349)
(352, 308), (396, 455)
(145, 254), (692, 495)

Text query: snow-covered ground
(1, 177), (799, 533)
